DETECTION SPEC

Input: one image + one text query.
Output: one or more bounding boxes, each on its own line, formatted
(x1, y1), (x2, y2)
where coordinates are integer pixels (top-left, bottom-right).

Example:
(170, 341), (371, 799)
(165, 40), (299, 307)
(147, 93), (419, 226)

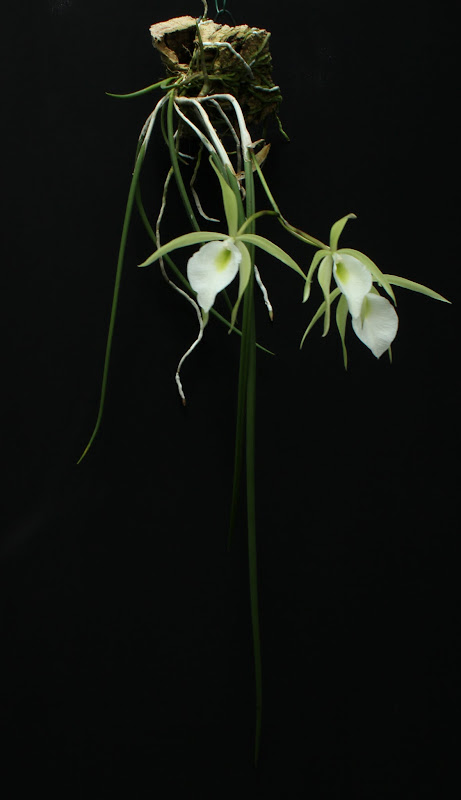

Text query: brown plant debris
(149, 16), (282, 125)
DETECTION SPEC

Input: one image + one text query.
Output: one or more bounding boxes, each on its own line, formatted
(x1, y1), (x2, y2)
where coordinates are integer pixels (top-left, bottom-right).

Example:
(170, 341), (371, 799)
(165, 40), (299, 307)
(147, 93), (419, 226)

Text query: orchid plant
(78, 3), (449, 765)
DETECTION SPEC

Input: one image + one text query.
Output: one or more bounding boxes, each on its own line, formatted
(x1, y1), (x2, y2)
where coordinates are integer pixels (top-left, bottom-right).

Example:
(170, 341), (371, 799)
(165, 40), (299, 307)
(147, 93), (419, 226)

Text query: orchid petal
(333, 253), (372, 318)
(351, 293), (398, 358)
(337, 248), (396, 304)
(187, 239), (241, 312)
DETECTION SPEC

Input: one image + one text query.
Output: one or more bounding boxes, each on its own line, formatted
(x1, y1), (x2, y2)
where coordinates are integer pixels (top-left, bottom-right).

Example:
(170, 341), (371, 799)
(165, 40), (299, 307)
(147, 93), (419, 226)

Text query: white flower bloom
(332, 253), (372, 317)
(187, 238), (242, 313)
(351, 292), (399, 358)
(301, 213), (449, 364)
(333, 252), (398, 357)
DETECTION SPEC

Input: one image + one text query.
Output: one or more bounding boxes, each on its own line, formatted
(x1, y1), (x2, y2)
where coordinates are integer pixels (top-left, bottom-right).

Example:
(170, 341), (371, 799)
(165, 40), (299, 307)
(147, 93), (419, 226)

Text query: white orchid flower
(138, 157), (305, 402)
(187, 238), (242, 313)
(301, 213), (449, 364)
(332, 251), (398, 358)
(139, 157), (305, 327)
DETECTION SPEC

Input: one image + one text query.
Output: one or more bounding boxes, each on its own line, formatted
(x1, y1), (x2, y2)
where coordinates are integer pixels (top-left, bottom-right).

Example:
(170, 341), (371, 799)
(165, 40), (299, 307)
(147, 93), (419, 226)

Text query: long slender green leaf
(106, 77), (175, 99)
(77, 138), (149, 462)
(242, 158), (262, 768)
(167, 91), (200, 232)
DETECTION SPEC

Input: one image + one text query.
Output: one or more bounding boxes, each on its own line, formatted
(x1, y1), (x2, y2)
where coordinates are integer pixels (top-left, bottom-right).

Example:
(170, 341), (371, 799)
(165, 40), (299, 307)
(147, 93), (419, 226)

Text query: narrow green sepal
(383, 274), (450, 303)
(329, 213), (356, 252)
(139, 231), (228, 267)
(230, 242), (252, 330)
(335, 293), (349, 369)
(300, 287), (341, 348)
(237, 233), (305, 278)
(303, 248), (330, 302)
(317, 254), (333, 336)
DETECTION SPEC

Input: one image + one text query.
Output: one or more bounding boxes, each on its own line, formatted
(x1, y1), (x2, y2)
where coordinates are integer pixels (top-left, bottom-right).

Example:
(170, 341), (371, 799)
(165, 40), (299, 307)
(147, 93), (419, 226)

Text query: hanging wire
(199, 1), (236, 26)
(214, 0), (235, 24)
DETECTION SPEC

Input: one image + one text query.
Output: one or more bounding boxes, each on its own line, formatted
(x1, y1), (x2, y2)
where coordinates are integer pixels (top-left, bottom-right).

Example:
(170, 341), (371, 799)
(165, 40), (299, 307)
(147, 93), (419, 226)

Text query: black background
(1, 1), (459, 795)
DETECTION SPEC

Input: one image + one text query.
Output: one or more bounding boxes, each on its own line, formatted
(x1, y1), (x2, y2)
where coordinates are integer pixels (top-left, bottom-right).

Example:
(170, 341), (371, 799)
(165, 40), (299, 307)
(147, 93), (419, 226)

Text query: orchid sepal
(139, 231), (229, 267)
(329, 212), (356, 252)
(383, 274), (450, 303)
(335, 292), (349, 369)
(317, 254), (333, 336)
(303, 248), (330, 302)
(300, 287), (341, 348)
(230, 241), (252, 330)
(236, 233), (305, 278)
